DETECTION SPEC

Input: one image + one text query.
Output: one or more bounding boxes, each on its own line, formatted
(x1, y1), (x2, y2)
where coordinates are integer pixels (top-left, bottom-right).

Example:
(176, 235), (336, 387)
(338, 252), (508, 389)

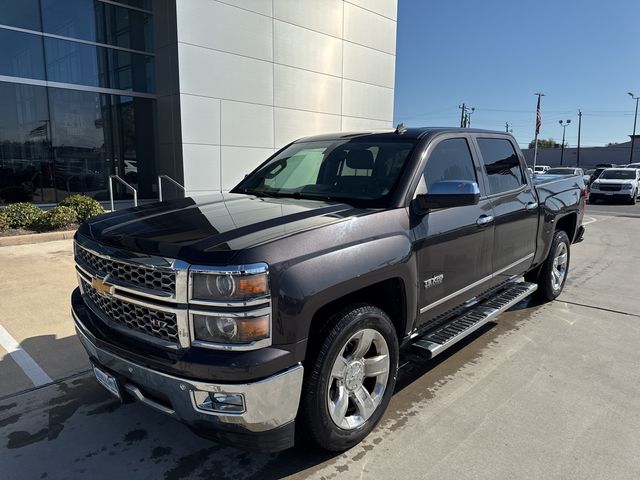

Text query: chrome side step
(411, 282), (537, 360)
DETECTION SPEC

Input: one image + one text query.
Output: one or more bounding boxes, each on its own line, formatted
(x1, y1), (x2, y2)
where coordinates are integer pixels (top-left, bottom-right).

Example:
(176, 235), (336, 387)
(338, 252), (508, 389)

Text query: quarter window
(417, 138), (477, 195)
(477, 138), (525, 194)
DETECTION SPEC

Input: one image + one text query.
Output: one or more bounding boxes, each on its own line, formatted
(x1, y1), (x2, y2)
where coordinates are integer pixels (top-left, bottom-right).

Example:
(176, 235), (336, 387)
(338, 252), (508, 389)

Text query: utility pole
(559, 119), (571, 166)
(458, 104), (475, 128)
(505, 122), (512, 133)
(576, 110), (582, 167)
(533, 93), (545, 170)
(629, 92), (639, 163)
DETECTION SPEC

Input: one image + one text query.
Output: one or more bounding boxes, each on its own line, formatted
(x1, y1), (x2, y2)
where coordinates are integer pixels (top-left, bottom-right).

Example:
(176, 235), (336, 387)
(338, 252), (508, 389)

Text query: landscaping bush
(32, 205), (77, 232)
(3, 202), (44, 229)
(0, 210), (9, 231)
(59, 194), (105, 222)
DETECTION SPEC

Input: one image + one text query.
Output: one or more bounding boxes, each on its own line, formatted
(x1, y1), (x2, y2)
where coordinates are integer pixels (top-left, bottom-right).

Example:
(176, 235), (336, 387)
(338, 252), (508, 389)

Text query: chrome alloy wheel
(551, 242), (568, 291)
(327, 328), (390, 430)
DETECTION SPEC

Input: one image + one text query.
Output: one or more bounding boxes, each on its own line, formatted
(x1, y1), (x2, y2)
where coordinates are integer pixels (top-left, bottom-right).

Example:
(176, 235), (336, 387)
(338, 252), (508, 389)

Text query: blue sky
(393, 0), (640, 149)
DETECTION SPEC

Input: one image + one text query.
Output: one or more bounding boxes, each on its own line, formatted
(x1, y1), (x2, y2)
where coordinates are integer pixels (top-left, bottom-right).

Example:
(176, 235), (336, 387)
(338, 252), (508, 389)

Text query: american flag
(535, 95), (542, 135)
(29, 123), (48, 138)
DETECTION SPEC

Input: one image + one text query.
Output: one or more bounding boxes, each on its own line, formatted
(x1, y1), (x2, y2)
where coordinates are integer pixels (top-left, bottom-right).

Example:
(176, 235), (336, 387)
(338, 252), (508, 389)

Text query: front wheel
(534, 230), (571, 301)
(299, 304), (399, 451)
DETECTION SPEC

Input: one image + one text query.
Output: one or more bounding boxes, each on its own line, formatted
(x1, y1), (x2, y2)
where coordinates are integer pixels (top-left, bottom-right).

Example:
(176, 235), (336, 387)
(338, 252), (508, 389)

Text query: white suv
(589, 168), (640, 204)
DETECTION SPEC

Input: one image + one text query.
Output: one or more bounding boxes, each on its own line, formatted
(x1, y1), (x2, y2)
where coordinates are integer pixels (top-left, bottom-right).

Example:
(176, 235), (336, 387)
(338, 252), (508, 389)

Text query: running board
(411, 282), (537, 360)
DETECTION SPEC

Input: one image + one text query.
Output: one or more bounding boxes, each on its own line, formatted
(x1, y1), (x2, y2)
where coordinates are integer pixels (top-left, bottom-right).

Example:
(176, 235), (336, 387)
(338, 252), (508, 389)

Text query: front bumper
(589, 190), (635, 199)
(72, 300), (303, 452)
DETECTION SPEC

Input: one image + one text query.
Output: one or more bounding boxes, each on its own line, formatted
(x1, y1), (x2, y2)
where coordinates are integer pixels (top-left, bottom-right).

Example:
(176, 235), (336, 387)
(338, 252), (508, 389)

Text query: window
(477, 138), (525, 194)
(0, 0), (42, 30)
(0, 29), (46, 80)
(418, 138), (477, 194)
(41, 0), (153, 53)
(44, 37), (155, 92)
(234, 140), (416, 207)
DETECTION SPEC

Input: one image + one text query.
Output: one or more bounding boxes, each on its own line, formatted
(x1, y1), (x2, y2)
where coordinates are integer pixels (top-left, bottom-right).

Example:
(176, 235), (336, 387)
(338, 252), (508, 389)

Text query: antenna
(395, 123), (407, 134)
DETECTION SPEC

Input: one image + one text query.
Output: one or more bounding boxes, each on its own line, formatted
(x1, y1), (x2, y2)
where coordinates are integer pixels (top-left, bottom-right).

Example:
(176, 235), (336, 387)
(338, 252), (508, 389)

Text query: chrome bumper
(72, 307), (303, 435)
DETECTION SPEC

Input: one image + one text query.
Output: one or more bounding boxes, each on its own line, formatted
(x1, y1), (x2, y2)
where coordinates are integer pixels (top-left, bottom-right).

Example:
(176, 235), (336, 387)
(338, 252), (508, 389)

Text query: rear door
(473, 136), (538, 284)
(411, 136), (495, 328)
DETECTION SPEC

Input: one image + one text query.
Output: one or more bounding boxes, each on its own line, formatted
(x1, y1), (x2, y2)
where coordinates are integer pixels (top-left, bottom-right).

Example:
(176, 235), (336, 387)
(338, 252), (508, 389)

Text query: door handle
(476, 215), (494, 226)
(526, 202), (539, 211)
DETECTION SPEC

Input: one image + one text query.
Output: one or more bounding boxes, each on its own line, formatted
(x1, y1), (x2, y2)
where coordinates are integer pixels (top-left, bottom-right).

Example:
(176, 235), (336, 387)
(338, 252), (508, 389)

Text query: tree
(528, 138), (558, 149)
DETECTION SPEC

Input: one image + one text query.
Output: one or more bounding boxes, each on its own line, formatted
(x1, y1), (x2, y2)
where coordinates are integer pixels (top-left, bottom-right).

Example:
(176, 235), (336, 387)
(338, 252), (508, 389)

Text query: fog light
(193, 390), (245, 414)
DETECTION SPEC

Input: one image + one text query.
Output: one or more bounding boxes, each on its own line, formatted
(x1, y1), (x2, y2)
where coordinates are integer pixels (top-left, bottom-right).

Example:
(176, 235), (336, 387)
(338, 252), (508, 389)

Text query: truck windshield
(232, 139), (417, 207)
(599, 170), (636, 180)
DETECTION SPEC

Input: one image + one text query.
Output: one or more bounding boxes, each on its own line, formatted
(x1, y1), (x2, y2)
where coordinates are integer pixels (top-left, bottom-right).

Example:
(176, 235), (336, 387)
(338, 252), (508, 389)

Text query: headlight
(622, 184), (633, 190)
(192, 313), (270, 344)
(591, 182), (599, 189)
(190, 264), (269, 303)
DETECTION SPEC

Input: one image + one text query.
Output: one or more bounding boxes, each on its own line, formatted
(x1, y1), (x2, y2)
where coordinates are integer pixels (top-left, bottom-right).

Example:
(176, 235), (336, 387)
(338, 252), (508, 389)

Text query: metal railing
(158, 175), (185, 202)
(108, 175), (138, 211)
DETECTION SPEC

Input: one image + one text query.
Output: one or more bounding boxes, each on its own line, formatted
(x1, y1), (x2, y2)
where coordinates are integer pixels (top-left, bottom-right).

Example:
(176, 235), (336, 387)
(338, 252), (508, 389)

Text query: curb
(0, 229), (77, 247)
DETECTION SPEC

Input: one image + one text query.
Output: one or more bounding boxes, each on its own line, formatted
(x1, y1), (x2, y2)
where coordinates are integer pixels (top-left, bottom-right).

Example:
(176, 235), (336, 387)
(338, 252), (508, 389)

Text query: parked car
(545, 167), (589, 186)
(589, 168), (640, 204)
(623, 163), (640, 170)
(71, 128), (585, 452)
(533, 165), (550, 173)
(596, 163), (614, 168)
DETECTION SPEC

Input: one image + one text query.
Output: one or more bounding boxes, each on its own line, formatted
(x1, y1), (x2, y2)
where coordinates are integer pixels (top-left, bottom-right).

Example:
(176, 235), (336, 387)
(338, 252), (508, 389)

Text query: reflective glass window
(0, 82), (52, 203)
(44, 37), (154, 93)
(48, 88), (109, 201)
(0, 0), (42, 31)
(477, 138), (525, 194)
(421, 138), (477, 193)
(41, 0), (153, 52)
(0, 29), (46, 80)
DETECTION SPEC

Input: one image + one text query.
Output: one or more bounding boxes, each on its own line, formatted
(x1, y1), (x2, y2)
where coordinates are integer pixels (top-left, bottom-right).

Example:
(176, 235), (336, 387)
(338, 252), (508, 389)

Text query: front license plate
(605, 192), (613, 195)
(93, 365), (121, 400)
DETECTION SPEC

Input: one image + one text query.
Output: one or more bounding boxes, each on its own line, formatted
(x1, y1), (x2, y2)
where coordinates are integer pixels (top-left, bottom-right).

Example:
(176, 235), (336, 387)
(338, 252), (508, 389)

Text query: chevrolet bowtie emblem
(92, 276), (115, 296)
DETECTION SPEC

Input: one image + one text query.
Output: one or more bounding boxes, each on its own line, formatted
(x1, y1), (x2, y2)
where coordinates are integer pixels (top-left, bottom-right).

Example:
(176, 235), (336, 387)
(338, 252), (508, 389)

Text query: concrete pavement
(1, 211), (640, 479)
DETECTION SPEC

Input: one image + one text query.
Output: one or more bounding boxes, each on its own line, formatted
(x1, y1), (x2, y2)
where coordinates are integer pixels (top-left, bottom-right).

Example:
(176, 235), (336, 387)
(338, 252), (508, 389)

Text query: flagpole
(533, 92), (544, 171)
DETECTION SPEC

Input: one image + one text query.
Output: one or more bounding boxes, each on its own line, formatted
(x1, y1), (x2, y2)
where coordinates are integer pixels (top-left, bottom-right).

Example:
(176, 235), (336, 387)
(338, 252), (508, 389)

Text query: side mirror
(412, 180), (480, 215)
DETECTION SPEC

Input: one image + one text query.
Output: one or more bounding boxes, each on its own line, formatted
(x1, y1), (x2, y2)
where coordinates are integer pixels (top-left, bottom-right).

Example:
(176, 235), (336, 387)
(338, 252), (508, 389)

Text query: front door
(411, 137), (495, 328)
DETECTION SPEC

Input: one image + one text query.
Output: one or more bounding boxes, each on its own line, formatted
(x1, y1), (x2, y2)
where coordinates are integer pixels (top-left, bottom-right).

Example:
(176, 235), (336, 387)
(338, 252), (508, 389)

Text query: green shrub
(33, 205), (77, 231)
(59, 194), (105, 222)
(0, 210), (9, 231)
(3, 202), (44, 229)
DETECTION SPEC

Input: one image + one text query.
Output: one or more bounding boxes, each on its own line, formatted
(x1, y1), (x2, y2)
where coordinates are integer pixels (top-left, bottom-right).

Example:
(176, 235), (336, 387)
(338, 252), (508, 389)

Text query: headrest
(346, 150), (374, 170)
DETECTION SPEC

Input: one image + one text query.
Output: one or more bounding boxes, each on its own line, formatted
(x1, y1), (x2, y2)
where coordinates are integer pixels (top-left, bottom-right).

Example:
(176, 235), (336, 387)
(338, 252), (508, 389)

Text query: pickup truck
(71, 127), (585, 452)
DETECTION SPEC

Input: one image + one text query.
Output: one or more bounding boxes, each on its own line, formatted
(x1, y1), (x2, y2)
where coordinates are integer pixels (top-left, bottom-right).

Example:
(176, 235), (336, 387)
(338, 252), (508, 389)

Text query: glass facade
(0, 0), (159, 204)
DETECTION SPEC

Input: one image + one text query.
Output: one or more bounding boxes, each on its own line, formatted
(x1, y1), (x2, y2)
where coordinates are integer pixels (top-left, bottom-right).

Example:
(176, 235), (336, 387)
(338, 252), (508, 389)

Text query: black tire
(534, 230), (571, 301)
(630, 192), (637, 205)
(299, 304), (399, 451)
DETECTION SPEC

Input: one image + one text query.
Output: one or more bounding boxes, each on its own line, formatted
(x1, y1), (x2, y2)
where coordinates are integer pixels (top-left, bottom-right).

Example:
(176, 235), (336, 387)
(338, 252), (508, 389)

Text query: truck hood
(594, 178), (636, 184)
(78, 193), (364, 264)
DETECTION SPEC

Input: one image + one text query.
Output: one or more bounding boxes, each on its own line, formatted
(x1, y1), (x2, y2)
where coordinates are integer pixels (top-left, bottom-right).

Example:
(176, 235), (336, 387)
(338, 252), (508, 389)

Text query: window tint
(419, 138), (477, 194)
(477, 138), (524, 194)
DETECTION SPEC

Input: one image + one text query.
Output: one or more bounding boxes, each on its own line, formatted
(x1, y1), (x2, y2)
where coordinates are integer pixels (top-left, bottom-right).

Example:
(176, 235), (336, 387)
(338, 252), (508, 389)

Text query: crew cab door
(411, 136), (495, 327)
(473, 136), (538, 284)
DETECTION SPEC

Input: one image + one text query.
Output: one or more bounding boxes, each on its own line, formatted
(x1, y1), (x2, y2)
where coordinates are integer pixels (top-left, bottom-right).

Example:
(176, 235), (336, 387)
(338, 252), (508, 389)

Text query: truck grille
(81, 278), (179, 343)
(599, 184), (622, 191)
(76, 244), (176, 294)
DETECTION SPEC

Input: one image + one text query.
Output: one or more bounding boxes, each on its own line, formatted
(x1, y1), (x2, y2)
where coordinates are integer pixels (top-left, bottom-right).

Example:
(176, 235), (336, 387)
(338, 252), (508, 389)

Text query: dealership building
(0, 0), (398, 205)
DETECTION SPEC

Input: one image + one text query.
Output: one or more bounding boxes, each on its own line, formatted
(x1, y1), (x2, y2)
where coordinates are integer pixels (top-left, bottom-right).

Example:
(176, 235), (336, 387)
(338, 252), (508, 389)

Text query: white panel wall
(176, 0), (397, 196)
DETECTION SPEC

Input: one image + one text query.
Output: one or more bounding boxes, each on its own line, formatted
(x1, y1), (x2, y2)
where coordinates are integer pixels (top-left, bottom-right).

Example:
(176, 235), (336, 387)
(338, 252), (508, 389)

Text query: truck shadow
(0, 297), (543, 479)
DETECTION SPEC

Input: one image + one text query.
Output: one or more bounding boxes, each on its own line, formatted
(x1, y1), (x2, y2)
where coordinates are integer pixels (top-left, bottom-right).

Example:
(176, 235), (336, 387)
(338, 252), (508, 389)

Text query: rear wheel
(299, 304), (399, 451)
(533, 230), (571, 301)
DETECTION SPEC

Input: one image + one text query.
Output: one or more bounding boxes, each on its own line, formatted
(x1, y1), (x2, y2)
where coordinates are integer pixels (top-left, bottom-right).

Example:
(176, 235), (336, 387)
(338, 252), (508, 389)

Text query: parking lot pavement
(2, 214), (640, 479)
(0, 240), (88, 398)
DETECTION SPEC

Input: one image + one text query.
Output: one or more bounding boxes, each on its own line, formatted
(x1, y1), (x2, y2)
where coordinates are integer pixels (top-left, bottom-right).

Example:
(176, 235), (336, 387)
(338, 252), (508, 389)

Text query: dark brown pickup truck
(71, 127), (585, 452)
